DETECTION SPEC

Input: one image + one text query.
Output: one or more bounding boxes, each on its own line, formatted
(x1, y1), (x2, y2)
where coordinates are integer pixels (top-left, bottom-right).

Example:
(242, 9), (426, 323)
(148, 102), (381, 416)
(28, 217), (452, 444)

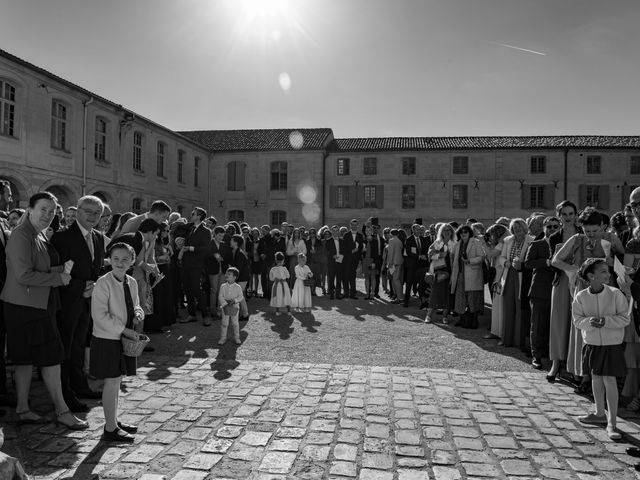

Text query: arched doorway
(91, 190), (112, 206)
(45, 185), (76, 209)
(0, 175), (28, 209)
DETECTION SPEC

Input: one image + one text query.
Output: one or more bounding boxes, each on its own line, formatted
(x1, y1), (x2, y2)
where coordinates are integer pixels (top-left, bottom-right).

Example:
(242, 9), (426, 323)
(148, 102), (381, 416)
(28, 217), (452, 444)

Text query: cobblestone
(4, 358), (640, 479)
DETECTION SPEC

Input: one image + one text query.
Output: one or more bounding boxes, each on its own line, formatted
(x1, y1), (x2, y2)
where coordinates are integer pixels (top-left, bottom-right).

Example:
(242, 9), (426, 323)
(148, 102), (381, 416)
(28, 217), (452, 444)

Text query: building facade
(1, 48), (639, 227)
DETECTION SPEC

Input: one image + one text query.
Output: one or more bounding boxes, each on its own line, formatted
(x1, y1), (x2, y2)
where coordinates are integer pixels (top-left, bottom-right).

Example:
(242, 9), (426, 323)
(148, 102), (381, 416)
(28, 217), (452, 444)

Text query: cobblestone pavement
(4, 357), (640, 479)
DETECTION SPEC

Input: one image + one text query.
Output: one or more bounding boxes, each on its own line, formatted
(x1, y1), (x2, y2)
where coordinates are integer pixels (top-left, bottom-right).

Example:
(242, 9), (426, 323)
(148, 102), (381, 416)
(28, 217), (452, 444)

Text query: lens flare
(297, 183), (317, 204)
(278, 72), (291, 92)
(302, 203), (320, 224)
(289, 130), (304, 150)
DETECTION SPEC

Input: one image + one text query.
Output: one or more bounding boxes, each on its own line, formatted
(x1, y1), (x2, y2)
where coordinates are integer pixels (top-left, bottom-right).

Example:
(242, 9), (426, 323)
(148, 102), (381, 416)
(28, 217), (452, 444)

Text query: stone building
(1, 48), (639, 227)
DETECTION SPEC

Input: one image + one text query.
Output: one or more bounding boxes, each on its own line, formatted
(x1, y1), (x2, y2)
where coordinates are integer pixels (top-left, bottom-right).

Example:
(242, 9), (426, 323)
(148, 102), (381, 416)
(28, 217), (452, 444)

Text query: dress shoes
(202, 317), (212, 327)
(143, 346), (155, 352)
(373, 293), (380, 299)
(336, 295), (343, 300)
(117, 421), (138, 434)
(178, 315), (197, 324)
(329, 295), (335, 300)
(531, 358), (543, 370)
(64, 397), (89, 413)
(103, 427), (134, 443)
(483, 333), (500, 340)
(349, 295), (358, 300)
(627, 447), (640, 458)
(76, 389), (102, 400)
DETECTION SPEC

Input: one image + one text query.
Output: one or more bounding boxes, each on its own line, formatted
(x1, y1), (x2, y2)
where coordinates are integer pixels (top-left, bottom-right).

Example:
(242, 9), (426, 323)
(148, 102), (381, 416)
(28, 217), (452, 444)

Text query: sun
(239, 0), (290, 20)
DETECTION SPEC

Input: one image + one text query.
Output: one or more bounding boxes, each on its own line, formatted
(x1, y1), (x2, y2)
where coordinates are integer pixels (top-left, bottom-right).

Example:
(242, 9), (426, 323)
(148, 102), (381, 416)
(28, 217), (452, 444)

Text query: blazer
(229, 249), (250, 283)
(181, 223), (212, 269)
(325, 236), (345, 266)
(450, 237), (485, 293)
(52, 221), (106, 299)
(386, 236), (404, 267)
(0, 218), (65, 309)
(0, 225), (8, 289)
(404, 235), (429, 267)
(205, 239), (226, 275)
(524, 238), (555, 300)
(343, 231), (365, 260)
(91, 272), (145, 340)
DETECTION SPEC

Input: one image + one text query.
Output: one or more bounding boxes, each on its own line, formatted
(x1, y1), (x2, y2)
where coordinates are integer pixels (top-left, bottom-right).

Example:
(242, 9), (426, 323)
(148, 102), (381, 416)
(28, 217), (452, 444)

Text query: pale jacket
(91, 272), (145, 340)
(572, 285), (630, 346)
(450, 237), (485, 293)
(219, 282), (244, 307)
(386, 236), (404, 267)
(496, 234), (534, 296)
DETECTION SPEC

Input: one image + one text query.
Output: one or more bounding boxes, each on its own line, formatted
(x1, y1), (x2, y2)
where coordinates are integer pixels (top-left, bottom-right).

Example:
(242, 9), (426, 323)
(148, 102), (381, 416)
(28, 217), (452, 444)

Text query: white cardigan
(91, 271), (145, 340)
(572, 285), (630, 346)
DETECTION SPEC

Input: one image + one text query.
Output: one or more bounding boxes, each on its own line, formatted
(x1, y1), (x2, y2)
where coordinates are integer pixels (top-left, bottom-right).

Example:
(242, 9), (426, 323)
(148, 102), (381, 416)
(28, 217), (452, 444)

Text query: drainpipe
(321, 150), (328, 226)
(82, 97), (95, 195)
(563, 148), (569, 199)
(208, 151), (213, 214)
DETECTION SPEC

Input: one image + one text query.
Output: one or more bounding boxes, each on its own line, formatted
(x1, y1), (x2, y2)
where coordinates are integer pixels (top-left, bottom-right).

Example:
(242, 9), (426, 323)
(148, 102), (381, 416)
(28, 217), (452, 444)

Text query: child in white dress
(218, 267), (244, 345)
(291, 253), (313, 312)
(270, 252), (291, 315)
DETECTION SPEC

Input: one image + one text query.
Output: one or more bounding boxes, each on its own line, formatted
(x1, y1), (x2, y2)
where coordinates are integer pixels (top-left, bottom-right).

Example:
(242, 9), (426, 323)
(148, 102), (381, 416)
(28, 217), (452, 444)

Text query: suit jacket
(0, 218), (65, 309)
(386, 236), (404, 267)
(325, 236), (345, 266)
(0, 224), (8, 289)
(343, 231), (365, 260)
(205, 239), (226, 275)
(182, 223), (211, 269)
(258, 234), (276, 265)
(368, 235), (385, 261)
(229, 249), (250, 282)
(52, 221), (106, 299)
(404, 235), (429, 267)
(524, 238), (555, 300)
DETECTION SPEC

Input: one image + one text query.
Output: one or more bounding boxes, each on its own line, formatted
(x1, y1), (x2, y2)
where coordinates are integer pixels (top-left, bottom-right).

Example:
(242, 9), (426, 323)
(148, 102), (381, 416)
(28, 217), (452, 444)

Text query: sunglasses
(545, 224), (560, 230)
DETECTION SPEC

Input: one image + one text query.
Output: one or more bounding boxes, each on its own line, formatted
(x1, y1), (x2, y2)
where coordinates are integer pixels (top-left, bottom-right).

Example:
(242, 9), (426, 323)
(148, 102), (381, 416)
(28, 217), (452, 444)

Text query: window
(337, 158), (350, 176)
(401, 185), (415, 209)
(270, 161), (287, 190)
(586, 185), (600, 207)
(363, 186), (378, 208)
(337, 186), (350, 208)
(51, 100), (68, 150)
(530, 186), (544, 209)
(586, 155), (601, 174)
(194, 156), (200, 187)
(228, 210), (244, 222)
(271, 210), (286, 226)
(402, 157), (416, 175)
(530, 156), (546, 174)
(177, 150), (185, 183)
(156, 142), (165, 177)
(94, 118), (106, 161)
(632, 156), (640, 175)
(227, 161), (246, 191)
(1, 80), (16, 137)
(453, 156), (469, 175)
(363, 157), (377, 175)
(132, 132), (143, 172)
(452, 185), (468, 209)
(132, 198), (142, 212)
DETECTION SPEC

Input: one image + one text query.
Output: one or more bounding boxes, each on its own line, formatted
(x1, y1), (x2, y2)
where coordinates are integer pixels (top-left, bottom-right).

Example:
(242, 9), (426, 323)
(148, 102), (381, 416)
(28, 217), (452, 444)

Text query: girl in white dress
(270, 252), (291, 315)
(291, 253), (313, 312)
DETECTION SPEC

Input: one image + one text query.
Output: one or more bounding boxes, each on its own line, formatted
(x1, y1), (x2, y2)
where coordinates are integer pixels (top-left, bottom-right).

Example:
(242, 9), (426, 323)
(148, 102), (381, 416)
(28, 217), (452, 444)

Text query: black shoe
(102, 427), (134, 443)
(143, 346), (155, 352)
(239, 316), (249, 322)
(350, 295), (358, 300)
(532, 358), (543, 370)
(329, 295), (335, 300)
(65, 397), (89, 413)
(373, 293), (380, 299)
(76, 389), (102, 400)
(336, 295), (343, 300)
(117, 421), (138, 434)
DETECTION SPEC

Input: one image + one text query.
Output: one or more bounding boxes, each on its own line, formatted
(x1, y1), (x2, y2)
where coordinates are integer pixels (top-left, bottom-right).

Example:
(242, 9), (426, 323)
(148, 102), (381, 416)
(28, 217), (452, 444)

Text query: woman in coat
(450, 225), (486, 329)
(425, 223), (455, 324)
(485, 223), (509, 340)
(497, 218), (534, 348)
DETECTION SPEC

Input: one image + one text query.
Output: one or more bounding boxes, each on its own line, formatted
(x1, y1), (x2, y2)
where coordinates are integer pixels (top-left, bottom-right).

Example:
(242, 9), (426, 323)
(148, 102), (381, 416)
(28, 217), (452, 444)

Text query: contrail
(489, 41), (547, 56)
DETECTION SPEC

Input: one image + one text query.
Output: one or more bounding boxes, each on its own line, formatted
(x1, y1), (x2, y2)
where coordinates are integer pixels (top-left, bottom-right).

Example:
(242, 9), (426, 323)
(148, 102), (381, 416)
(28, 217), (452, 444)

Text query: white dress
(291, 265), (312, 309)
(270, 266), (291, 308)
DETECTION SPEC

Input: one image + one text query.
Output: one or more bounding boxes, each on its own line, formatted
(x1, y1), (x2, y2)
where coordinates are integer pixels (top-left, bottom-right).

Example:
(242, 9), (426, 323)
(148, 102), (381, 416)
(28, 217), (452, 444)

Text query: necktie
(85, 232), (94, 260)
(416, 237), (421, 253)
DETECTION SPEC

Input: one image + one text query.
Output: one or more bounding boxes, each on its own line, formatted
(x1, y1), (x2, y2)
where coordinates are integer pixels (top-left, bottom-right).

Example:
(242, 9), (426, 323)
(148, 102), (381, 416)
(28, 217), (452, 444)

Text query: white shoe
(424, 315), (432, 324)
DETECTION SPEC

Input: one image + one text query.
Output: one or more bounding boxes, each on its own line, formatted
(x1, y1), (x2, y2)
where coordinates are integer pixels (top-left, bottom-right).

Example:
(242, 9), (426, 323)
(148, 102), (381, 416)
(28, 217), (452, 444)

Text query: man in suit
(0, 180), (12, 405)
(205, 226), (227, 318)
(403, 224), (429, 307)
(326, 225), (345, 300)
(343, 219), (365, 299)
(386, 229), (404, 304)
(120, 200), (171, 235)
(52, 195), (107, 411)
(178, 208), (212, 325)
(524, 215), (560, 369)
(370, 223), (385, 298)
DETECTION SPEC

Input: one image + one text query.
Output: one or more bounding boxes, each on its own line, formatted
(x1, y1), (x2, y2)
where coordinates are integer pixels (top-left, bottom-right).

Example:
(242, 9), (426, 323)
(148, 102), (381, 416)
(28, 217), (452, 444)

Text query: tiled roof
(330, 136), (640, 152)
(178, 129), (334, 152)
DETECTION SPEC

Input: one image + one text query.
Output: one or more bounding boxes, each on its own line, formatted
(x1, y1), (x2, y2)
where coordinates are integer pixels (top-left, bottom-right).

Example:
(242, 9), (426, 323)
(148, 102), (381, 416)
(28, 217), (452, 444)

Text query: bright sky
(1, 0), (639, 138)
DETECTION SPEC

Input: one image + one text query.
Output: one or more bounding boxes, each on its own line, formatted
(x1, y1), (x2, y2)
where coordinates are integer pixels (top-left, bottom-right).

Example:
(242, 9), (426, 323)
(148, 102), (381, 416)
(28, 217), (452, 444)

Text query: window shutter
(377, 185), (384, 208)
(227, 162), (235, 190)
(622, 184), (631, 208)
(543, 184), (555, 210)
(348, 185), (357, 209)
(578, 185), (587, 208)
(238, 162), (246, 190)
(599, 185), (610, 210)
(521, 186), (531, 210)
(329, 186), (337, 208)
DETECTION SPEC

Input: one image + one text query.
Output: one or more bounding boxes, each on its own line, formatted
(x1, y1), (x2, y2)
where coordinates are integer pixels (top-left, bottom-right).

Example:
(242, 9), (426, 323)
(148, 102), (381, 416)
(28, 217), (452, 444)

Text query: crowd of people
(2, 176), (640, 441)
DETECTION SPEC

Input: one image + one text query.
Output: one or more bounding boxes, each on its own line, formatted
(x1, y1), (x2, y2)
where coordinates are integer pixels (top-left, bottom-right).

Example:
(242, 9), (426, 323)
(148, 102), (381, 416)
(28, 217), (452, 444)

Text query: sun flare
(240, 0), (290, 20)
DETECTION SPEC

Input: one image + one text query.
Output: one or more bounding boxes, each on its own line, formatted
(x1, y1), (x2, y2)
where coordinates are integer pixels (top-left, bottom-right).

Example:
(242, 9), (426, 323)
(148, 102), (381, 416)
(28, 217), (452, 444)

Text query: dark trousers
(58, 297), (91, 398)
(0, 299), (6, 391)
(345, 257), (358, 297)
(530, 297), (551, 359)
(260, 260), (272, 298)
(328, 262), (344, 297)
(181, 267), (206, 316)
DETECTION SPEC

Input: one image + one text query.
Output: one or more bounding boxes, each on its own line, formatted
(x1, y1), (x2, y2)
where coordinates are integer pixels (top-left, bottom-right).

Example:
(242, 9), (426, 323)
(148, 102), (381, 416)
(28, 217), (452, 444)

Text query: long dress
(623, 238), (640, 397)
(269, 265), (291, 308)
(291, 265), (313, 309)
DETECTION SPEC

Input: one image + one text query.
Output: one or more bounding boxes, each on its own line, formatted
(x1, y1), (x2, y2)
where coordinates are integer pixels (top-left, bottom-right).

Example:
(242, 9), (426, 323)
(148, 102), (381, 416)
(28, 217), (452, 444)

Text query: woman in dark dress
(151, 222), (174, 329)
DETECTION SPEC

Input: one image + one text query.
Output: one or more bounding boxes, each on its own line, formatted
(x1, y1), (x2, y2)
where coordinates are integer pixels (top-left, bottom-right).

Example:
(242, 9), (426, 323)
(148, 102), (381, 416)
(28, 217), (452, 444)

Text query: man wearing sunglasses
(524, 216), (561, 370)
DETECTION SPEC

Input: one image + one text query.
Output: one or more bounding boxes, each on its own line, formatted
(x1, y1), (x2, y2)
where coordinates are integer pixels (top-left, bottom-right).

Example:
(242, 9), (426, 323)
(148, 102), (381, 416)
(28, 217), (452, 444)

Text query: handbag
(303, 278), (314, 287)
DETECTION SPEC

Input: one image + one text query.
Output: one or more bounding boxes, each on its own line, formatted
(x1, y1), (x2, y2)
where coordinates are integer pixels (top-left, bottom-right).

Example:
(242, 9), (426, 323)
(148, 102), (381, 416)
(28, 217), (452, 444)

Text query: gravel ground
(146, 280), (536, 373)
